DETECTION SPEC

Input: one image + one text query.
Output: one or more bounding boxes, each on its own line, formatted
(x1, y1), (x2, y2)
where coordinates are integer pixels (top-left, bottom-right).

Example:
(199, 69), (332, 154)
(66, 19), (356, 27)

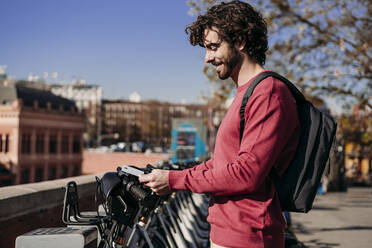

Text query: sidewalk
(291, 187), (372, 248)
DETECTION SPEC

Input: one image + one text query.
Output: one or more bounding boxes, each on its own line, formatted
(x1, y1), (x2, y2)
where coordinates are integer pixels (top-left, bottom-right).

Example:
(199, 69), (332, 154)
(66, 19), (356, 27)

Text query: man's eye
(208, 46), (217, 51)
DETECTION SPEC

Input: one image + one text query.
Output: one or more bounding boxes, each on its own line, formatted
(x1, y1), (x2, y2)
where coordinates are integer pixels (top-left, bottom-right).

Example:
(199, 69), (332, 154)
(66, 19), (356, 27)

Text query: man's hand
(138, 169), (172, 196)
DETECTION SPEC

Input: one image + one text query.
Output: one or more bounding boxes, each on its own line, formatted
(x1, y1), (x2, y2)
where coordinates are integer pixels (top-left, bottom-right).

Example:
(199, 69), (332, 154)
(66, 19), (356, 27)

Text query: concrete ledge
(0, 175), (98, 222)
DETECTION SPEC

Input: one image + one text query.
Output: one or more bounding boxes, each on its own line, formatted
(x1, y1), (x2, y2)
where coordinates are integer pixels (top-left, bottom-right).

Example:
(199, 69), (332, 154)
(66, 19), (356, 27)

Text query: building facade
(101, 99), (209, 148)
(0, 85), (85, 186)
(50, 81), (103, 147)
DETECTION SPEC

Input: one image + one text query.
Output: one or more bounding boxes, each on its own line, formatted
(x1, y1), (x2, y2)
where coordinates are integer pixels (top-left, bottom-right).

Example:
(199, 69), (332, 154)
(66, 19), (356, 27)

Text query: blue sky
(0, 0), (211, 104)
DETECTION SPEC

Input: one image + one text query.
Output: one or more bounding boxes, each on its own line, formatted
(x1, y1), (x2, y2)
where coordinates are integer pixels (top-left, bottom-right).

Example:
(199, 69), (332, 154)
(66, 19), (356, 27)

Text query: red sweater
(169, 73), (300, 247)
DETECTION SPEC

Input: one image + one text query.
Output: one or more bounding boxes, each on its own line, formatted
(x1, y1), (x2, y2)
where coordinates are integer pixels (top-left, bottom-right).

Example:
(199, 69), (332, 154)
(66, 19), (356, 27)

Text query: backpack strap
(239, 71), (305, 143)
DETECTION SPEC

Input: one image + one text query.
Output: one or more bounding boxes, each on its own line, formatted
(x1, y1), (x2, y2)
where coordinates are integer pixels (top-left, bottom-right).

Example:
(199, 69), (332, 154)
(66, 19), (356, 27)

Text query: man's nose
(205, 50), (214, 64)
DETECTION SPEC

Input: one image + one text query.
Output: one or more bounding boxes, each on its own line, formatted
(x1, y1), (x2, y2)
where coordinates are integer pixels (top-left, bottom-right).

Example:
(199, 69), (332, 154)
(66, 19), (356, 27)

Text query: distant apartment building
(102, 99), (208, 148)
(0, 85), (85, 186)
(50, 80), (103, 147)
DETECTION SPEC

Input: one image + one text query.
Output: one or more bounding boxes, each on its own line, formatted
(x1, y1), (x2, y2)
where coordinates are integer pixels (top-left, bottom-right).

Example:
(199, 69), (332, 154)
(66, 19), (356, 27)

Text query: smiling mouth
(216, 64), (223, 72)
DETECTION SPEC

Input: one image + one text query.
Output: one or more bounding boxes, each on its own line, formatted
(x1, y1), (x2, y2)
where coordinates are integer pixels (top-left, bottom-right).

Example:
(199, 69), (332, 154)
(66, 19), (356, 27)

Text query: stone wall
(0, 175), (98, 248)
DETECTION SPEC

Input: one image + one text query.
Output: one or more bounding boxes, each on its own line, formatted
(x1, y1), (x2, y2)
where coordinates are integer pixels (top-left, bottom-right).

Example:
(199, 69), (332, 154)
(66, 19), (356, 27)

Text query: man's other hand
(138, 169), (172, 196)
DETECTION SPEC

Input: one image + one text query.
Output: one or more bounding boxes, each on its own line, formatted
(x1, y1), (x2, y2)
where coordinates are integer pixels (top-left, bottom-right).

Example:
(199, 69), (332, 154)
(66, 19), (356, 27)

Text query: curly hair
(185, 0), (268, 66)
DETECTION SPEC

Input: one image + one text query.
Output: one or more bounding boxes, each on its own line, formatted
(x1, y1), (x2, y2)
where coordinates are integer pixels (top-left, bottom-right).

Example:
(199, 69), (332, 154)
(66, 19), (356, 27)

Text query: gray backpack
(239, 71), (337, 212)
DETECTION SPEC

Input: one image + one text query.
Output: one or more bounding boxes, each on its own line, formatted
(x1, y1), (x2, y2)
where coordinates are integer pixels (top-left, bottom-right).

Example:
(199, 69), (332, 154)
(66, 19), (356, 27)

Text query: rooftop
(0, 85), (77, 111)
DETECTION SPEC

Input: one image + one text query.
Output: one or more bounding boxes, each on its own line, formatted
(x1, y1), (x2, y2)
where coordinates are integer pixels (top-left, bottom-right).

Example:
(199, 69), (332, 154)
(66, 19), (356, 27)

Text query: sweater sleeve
(168, 84), (299, 195)
(169, 158), (213, 190)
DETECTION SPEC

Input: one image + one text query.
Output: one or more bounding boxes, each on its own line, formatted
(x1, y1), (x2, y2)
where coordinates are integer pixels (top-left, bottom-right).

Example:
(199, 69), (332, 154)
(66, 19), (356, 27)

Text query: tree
(186, 0), (372, 110)
(338, 106), (372, 156)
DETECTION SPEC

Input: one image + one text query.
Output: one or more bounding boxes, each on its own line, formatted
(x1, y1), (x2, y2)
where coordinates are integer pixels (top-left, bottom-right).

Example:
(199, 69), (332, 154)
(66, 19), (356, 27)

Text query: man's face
(203, 28), (241, 80)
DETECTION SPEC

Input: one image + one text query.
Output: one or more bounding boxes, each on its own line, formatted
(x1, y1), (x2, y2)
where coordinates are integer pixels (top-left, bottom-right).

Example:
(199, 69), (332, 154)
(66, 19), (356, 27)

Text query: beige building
(0, 85), (85, 186)
(50, 81), (103, 146)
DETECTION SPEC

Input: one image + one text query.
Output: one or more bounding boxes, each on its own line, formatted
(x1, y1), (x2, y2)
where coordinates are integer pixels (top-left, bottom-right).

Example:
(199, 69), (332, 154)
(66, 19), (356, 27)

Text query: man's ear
(235, 38), (246, 52)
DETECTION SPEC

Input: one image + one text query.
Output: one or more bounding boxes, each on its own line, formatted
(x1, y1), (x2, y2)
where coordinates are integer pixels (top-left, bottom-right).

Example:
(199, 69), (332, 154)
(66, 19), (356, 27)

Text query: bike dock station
(15, 163), (211, 248)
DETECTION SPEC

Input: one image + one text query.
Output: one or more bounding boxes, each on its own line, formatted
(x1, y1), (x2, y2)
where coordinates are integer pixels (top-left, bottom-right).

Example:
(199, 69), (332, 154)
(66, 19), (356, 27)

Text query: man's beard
(217, 47), (241, 80)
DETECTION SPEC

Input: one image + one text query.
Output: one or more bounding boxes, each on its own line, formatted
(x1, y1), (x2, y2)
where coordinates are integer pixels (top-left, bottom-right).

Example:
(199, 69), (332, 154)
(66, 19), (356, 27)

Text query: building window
(21, 134), (31, 154)
(21, 168), (30, 184)
(73, 165), (80, 176)
(35, 167), (44, 182)
(73, 136), (81, 153)
(62, 135), (69, 153)
(5, 134), (9, 153)
(48, 166), (56, 180)
(49, 135), (57, 154)
(36, 134), (44, 154)
(61, 164), (69, 178)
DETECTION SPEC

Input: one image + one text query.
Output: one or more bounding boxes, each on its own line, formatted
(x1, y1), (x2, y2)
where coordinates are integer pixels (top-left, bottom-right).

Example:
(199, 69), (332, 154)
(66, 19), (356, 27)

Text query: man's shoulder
(253, 76), (291, 96)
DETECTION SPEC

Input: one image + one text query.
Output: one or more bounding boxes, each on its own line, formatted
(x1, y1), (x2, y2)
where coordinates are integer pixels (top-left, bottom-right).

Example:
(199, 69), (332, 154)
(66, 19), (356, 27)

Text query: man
(139, 1), (300, 247)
